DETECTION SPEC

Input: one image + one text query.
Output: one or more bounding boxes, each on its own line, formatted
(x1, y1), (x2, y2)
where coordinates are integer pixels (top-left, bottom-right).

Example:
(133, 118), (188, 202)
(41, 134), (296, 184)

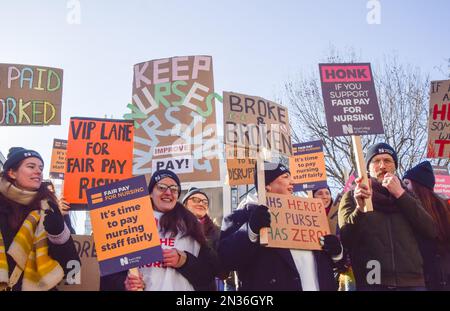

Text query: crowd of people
(0, 142), (449, 291)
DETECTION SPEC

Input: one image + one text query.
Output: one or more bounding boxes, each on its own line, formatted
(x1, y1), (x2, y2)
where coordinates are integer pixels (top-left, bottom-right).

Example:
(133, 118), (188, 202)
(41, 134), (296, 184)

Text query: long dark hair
(0, 161), (58, 231)
(155, 200), (206, 246)
(410, 180), (450, 246)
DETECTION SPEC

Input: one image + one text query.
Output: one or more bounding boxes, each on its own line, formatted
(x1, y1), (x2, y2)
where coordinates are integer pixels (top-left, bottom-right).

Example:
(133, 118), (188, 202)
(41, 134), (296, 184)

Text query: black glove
(319, 234), (343, 258)
(43, 200), (65, 235)
(248, 204), (271, 233)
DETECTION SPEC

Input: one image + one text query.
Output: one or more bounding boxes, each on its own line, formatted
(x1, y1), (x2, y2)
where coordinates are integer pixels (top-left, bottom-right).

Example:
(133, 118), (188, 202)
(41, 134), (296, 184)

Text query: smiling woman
(0, 147), (79, 291)
(100, 169), (220, 291)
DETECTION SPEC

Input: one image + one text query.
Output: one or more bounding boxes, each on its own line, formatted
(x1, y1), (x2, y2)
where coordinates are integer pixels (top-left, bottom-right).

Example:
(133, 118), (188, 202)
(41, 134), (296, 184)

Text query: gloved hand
(248, 204), (271, 233)
(319, 234), (343, 258)
(43, 200), (65, 235)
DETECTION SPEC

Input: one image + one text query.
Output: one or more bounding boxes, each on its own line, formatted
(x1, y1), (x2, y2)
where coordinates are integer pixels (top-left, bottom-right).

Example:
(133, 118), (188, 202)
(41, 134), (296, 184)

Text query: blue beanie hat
(365, 142), (398, 170)
(182, 187), (209, 204)
(254, 161), (290, 190)
(312, 186), (331, 197)
(403, 161), (435, 190)
(3, 147), (44, 172)
(147, 169), (181, 195)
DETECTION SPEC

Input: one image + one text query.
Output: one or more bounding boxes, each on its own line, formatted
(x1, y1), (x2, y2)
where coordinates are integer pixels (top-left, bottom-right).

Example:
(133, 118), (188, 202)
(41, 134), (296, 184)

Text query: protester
(338, 142), (436, 290)
(313, 187), (333, 215)
(313, 187), (339, 235)
(313, 186), (355, 290)
(0, 147), (79, 291)
(218, 162), (343, 291)
(182, 187), (227, 290)
(101, 170), (217, 291)
(403, 161), (450, 290)
(182, 187), (220, 250)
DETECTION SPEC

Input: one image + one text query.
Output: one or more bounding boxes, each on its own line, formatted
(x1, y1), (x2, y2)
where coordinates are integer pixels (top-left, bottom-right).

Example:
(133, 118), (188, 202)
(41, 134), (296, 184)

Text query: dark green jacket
(338, 190), (436, 289)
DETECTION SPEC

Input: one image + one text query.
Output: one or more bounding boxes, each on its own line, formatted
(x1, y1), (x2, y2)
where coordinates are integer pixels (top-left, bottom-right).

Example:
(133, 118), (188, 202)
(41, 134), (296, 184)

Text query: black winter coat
(218, 206), (338, 291)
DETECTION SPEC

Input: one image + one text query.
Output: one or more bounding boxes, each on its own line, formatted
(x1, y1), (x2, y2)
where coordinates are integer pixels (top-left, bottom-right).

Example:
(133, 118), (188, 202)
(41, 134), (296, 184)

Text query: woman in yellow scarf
(0, 147), (79, 291)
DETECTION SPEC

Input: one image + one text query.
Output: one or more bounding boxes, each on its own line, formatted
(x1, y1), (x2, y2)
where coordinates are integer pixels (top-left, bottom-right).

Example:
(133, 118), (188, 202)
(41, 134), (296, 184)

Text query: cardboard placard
(319, 63), (384, 137)
(427, 80), (450, 159)
(49, 139), (67, 179)
(57, 235), (100, 291)
(0, 63), (63, 126)
(86, 175), (162, 277)
(226, 158), (256, 186)
(64, 117), (134, 208)
(343, 173), (356, 193)
(223, 91), (292, 158)
(289, 141), (327, 191)
(265, 193), (331, 250)
(127, 55), (221, 183)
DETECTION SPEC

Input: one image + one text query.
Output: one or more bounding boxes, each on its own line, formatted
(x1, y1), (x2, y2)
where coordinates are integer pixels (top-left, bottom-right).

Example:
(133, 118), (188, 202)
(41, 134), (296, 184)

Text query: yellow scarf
(0, 181), (64, 291)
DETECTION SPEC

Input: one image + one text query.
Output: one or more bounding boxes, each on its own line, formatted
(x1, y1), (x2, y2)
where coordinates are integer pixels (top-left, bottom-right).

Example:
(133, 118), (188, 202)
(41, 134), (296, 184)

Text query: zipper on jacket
(387, 217), (397, 287)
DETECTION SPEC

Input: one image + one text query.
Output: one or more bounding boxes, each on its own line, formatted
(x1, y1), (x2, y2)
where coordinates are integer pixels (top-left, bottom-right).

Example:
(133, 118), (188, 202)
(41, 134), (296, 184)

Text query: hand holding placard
(353, 177), (372, 213)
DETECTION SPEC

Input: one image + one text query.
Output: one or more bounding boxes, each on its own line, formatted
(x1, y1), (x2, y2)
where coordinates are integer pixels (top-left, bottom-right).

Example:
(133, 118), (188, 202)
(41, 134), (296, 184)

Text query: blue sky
(1, 0), (449, 177)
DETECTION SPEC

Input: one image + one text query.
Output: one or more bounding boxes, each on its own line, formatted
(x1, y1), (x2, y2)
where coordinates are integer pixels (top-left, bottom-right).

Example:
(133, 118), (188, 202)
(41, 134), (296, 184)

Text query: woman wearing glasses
(115, 170), (217, 291)
(182, 187), (229, 290)
(182, 188), (219, 249)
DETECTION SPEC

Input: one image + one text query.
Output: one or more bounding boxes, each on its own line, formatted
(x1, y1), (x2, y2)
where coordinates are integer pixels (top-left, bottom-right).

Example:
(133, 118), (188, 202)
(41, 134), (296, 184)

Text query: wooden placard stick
(257, 159), (269, 245)
(351, 135), (373, 212)
(258, 148), (272, 245)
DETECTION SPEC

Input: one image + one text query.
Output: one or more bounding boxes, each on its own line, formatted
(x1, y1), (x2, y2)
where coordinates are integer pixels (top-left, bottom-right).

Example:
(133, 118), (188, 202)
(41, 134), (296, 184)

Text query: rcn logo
(342, 124), (354, 134)
(119, 257), (129, 266)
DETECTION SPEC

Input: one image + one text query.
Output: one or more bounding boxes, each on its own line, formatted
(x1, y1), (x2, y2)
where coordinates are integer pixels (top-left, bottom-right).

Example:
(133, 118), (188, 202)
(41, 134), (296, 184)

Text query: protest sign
(433, 165), (450, 197)
(319, 63), (382, 212)
(126, 55), (221, 183)
(57, 235), (100, 291)
(49, 139), (67, 179)
(435, 175), (450, 197)
(343, 172), (356, 193)
(64, 117), (134, 208)
(226, 158), (256, 185)
(87, 175), (162, 276)
(0, 63), (63, 126)
(223, 91), (292, 242)
(289, 140), (327, 191)
(319, 63), (384, 137)
(427, 80), (450, 159)
(265, 193), (330, 250)
(223, 91), (292, 158)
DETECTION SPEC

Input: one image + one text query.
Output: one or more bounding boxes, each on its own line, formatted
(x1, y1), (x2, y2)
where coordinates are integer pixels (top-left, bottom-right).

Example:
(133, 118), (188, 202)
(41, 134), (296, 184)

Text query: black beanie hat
(365, 142), (398, 170)
(182, 187), (209, 205)
(147, 169), (181, 196)
(403, 161), (435, 190)
(312, 186), (331, 197)
(3, 147), (44, 172)
(254, 161), (290, 190)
